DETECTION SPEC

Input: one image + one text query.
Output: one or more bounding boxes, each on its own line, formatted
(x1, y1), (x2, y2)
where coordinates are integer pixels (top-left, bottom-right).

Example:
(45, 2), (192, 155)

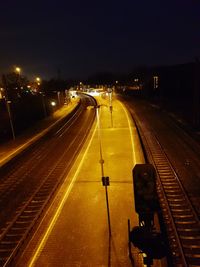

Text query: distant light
(153, 76), (159, 89)
(15, 67), (21, 74)
(88, 90), (99, 96)
(70, 90), (77, 98)
(51, 101), (56, 106)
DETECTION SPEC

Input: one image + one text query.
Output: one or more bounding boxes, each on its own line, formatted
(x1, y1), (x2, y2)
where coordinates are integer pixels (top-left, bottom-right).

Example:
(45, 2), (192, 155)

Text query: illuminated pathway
(16, 94), (159, 266)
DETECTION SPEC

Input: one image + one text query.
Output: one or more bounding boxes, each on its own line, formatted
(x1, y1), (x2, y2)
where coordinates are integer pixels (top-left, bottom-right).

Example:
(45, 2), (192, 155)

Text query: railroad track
(130, 110), (200, 266)
(144, 131), (200, 266)
(0, 95), (96, 266)
(0, 104), (82, 208)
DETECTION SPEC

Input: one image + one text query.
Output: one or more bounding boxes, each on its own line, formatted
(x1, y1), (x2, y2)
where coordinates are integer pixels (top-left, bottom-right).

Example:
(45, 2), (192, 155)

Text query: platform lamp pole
(2, 74), (15, 140)
(96, 105), (111, 236)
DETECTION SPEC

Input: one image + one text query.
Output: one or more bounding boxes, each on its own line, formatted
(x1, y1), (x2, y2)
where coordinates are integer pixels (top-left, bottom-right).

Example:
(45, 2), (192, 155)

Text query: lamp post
(96, 104), (111, 236)
(36, 77), (41, 88)
(96, 105), (104, 176)
(2, 74), (15, 140)
(36, 77), (46, 118)
(15, 67), (21, 90)
(6, 100), (15, 140)
(15, 67), (21, 74)
(107, 87), (113, 127)
(35, 77), (41, 93)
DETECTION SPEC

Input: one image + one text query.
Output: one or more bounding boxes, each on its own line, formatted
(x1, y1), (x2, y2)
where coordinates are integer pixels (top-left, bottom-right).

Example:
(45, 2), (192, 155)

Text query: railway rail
(129, 108), (200, 266)
(0, 94), (96, 266)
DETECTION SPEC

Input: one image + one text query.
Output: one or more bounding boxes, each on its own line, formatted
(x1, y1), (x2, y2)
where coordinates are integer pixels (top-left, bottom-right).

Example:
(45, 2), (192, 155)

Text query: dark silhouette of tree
(42, 79), (68, 93)
(2, 73), (30, 100)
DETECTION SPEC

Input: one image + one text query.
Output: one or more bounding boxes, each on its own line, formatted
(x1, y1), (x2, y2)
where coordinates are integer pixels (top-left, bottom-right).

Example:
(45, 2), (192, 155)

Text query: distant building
(146, 61), (200, 128)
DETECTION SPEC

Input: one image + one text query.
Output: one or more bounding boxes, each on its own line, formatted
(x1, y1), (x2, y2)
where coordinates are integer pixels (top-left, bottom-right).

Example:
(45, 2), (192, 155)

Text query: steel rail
(0, 103), (83, 205)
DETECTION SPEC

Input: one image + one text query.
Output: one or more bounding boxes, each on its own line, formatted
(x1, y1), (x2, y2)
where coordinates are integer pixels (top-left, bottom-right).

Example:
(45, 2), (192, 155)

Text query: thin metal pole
(96, 105), (111, 236)
(2, 75), (15, 140)
(6, 100), (15, 140)
(108, 92), (113, 128)
(96, 106), (105, 176)
(105, 185), (111, 236)
(110, 106), (113, 128)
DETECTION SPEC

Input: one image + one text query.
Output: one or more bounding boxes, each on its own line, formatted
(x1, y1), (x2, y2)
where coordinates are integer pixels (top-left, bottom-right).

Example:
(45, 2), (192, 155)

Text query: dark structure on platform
(128, 164), (167, 266)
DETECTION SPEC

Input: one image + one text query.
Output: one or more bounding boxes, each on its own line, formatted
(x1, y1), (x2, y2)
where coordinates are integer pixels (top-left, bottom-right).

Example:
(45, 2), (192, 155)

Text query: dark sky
(0, 0), (199, 80)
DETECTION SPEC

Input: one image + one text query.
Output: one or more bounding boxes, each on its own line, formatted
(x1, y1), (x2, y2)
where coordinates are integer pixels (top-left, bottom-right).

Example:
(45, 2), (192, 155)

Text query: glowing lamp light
(15, 67), (21, 74)
(51, 101), (56, 106)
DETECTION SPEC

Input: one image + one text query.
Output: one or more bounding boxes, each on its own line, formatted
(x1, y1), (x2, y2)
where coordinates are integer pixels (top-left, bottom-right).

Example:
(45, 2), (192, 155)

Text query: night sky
(1, 0), (199, 80)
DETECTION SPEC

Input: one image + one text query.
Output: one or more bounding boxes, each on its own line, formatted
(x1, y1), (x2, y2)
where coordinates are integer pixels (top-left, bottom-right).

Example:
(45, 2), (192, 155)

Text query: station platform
(1, 94), (166, 266)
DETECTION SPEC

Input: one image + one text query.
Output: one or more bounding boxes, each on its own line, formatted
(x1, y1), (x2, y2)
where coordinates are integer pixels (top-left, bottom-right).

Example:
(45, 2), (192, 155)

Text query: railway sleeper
(0, 241), (17, 249)
(19, 215), (37, 220)
(16, 216), (35, 222)
(22, 210), (38, 214)
(31, 199), (45, 203)
(183, 244), (200, 250)
(0, 234), (20, 242)
(180, 237), (200, 245)
(13, 221), (30, 228)
(6, 231), (22, 238)
(7, 227), (27, 234)
(177, 228), (200, 234)
(175, 220), (198, 225)
(166, 193), (186, 198)
(163, 184), (179, 188)
(33, 195), (47, 200)
(171, 208), (191, 213)
(0, 248), (12, 257)
(168, 199), (186, 204)
(158, 172), (174, 177)
(185, 254), (200, 266)
(170, 205), (190, 210)
(26, 205), (42, 211)
(163, 189), (183, 193)
(163, 185), (180, 190)
(173, 214), (195, 219)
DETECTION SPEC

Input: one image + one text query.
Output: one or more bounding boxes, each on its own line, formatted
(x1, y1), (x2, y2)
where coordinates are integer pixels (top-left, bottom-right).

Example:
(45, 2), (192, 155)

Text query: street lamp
(15, 67), (21, 74)
(95, 104), (111, 236)
(15, 66), (21, 90)
(36, 77), (41, 86)
(107, 88), (113, 127)
(2, 75), (15, 140)
(51, 101), (56, 107)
